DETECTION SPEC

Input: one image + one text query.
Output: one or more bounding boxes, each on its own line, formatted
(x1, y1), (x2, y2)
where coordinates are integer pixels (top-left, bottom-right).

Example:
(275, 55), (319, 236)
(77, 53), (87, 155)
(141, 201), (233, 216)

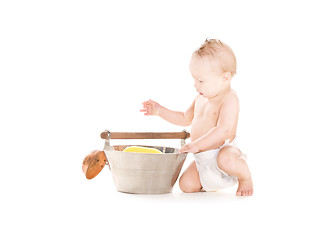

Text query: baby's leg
(179, 161), (202, 193)
(217, 147), (253, 196)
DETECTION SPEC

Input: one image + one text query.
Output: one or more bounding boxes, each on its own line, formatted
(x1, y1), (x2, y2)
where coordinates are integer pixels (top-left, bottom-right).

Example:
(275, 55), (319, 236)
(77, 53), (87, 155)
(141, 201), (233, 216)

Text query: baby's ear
(222, 72), (232, 81)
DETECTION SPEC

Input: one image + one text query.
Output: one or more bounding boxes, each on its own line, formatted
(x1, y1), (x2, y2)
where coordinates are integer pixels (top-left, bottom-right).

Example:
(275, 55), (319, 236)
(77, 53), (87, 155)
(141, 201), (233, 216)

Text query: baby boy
(140, 39), (253, 196)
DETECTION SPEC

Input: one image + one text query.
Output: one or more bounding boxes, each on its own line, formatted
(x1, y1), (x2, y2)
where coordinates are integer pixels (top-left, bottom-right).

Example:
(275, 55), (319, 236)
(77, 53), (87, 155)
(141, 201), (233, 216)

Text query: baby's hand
(178, 141), (200, 154)
(140, 99), (161, 116)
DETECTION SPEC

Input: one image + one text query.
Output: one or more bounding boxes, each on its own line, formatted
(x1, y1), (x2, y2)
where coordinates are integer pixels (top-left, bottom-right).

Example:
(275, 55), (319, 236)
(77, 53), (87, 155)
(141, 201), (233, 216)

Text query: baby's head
(190, 39), (236, 98)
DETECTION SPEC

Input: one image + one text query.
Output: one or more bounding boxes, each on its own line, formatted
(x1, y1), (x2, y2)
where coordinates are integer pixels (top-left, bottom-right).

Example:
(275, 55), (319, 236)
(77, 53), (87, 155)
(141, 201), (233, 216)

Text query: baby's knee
(179, 175), (201, 193)
(217, 148), (236, 171)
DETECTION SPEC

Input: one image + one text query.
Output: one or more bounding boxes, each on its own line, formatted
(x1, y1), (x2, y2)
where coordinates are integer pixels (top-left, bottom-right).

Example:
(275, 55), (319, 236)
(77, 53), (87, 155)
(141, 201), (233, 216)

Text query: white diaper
(194, 138), (247, 192)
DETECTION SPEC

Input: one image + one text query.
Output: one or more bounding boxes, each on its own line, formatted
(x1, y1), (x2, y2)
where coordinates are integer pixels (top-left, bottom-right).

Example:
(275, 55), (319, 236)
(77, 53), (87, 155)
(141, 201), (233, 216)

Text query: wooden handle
(100, 131), (190, 140)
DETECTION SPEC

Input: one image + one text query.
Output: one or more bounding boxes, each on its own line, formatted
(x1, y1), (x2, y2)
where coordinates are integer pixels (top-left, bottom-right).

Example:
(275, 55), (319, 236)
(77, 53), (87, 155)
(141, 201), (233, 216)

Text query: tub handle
(100, 130), (190, 140)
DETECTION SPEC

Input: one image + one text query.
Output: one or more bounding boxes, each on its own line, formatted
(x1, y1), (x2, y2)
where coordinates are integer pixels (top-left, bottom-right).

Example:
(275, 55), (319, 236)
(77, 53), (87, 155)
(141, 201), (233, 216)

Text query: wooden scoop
(82, 150), (107, 179)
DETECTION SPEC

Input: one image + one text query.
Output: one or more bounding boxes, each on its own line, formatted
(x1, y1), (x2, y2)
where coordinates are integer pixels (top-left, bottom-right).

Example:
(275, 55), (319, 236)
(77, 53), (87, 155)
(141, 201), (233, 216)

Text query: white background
(1, 0), (334, 239)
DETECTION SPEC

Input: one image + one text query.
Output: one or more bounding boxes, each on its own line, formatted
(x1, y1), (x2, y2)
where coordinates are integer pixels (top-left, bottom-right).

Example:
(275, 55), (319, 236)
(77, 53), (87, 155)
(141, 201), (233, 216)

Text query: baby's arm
(180, 95), (239, 153)
(141, 99), (195, 127)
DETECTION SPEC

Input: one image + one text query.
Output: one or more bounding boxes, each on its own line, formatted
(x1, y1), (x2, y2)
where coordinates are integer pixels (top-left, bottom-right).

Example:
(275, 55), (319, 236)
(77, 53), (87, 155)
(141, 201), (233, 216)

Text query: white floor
(2, 143), (333, 239)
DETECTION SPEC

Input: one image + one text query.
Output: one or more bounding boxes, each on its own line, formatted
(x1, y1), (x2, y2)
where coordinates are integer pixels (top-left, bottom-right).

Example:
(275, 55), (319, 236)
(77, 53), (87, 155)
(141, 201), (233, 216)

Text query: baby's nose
(194, 82), (198, 89)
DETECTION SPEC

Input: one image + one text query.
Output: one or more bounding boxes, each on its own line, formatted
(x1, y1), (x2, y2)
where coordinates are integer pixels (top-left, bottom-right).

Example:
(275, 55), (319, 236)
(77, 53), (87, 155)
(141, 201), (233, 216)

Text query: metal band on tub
(181, 129), (188, 147)
(104, 130), (111, 151)
(103, 130), (112, 170)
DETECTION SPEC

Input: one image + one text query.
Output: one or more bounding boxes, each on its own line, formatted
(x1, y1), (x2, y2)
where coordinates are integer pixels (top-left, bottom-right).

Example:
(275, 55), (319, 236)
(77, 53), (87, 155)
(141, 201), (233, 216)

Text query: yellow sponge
(123, 146), (163, 154)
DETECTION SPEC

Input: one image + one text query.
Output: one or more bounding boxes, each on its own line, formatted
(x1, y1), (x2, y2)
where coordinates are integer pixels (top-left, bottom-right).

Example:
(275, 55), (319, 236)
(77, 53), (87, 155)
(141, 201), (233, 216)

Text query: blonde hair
(194, 39), (237, 76)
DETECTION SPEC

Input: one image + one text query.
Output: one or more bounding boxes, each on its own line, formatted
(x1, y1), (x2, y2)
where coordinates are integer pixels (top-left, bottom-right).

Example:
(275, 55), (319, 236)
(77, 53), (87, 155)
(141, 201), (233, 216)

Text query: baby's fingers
(142, 102), (149, 108)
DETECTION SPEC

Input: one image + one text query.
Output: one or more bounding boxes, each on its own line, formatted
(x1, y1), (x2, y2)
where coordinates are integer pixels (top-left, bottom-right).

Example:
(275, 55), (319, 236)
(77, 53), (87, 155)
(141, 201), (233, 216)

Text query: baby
(140, 39), (253, 196)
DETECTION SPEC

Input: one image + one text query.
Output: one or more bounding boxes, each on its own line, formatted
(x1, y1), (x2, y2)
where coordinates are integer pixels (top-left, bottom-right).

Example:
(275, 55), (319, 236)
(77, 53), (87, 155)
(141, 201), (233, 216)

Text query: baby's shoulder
(227, 90), (239, 102)
(221, 90), (240, 108)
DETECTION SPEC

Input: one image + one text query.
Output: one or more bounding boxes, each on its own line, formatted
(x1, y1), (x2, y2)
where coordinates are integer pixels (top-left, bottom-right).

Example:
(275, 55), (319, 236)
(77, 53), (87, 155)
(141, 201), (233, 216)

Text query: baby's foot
(236, 175), (253, 196)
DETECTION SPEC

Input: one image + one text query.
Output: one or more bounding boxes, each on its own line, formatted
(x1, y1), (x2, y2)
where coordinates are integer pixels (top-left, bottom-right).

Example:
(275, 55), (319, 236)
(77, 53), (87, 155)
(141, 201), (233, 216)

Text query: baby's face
(189, 55), (226, 99)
